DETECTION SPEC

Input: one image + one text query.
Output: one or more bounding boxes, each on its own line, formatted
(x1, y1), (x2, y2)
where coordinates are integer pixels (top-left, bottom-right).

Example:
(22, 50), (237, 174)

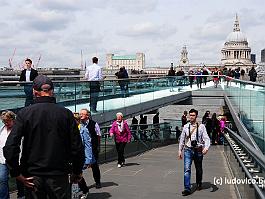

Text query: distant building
(179, 46), (189, 66)
(221, 14), (255, 72)
(251, 54), (256, 64)
(106, 53), (145, 71)
(261, 49), (265, 63)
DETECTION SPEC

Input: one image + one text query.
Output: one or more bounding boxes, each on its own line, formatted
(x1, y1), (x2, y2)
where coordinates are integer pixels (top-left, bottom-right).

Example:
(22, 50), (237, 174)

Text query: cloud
(109, 0), (158, 14)
(37, 0), (82, 11)
(190, 21), (230, 42)
(15, 9), (74, 32)
(119, 22), (177, 39)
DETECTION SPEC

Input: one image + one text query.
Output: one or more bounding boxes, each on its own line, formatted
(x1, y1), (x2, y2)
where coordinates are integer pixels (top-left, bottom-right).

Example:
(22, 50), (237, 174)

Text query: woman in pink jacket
(109, 112), (132, 168)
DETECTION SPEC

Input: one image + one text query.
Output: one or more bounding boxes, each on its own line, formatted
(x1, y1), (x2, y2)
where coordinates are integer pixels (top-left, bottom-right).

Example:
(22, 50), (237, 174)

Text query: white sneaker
(117, 164), (122, 168)
(80, 192), (89, 199)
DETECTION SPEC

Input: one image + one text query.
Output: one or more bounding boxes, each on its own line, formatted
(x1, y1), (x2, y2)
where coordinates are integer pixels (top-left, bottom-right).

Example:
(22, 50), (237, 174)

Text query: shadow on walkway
(124, 162), (141, 167)
(190, 182), (219, 194)
(87, 192), (112, 199)
(89, 181), (118, 189)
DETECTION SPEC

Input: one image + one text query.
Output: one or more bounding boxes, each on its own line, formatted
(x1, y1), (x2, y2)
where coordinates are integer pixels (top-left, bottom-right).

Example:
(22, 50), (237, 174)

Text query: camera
(191, 140), (197, 148)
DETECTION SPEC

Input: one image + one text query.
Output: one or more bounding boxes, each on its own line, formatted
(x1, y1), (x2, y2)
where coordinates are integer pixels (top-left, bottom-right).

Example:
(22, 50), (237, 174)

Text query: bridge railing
(224, 127), (265, 199)
(8, 122), (174, 192)
(0, 75), (214, 115)
(223, 77), (265, 153)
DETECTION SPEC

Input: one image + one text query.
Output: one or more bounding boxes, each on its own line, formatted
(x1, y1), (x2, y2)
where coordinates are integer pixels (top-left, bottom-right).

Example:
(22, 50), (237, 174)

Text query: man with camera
(178, 109), (210, 196)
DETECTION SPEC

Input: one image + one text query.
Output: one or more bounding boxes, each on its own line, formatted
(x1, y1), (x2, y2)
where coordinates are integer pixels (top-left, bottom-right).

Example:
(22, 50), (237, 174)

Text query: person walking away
(196, 69), (202, 89)
(3, 75), (85, 198)
(79, 109), (102, 189)
(226, 68), (234, 87)
(115, 67), (127, 97)
(248, 66), (257, 83)
(19, 58), (38, 107)
(0, 111), (16, 199)
(168, 66), (176, 92)
(152, 112), (160, 139)
(131, 116), (139, 140)
(178, 109), (210, 196)
(211, 113), (220, 145)
(202, 68), (208, 86)
(176, 68), (185, 89)
(181, 111), (188, 128)
(188, 70), (194, 89)
(109, 112), (132, 168)
(212, 67), (219, 88)
(85, 57), (103, 113)
(202, 111), (212, 138)
(219, 117), (226, 145)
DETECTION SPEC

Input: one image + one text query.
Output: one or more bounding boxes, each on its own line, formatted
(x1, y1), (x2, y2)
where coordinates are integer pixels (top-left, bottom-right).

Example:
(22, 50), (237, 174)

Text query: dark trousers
(89, 82), (100, 112)
(78, 177), (89, 194)
(24, 85), (34, 107)
(91, 151), (101, 184)
(115, 142), (127, 164)
(16, 179), (25, 197)
(25, 175), (70, 199)
(203, 77), (207, 85)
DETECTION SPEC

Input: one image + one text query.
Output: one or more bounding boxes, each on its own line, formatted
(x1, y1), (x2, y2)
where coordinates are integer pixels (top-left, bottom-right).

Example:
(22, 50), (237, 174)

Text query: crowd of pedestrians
(0, 57), (258, 198)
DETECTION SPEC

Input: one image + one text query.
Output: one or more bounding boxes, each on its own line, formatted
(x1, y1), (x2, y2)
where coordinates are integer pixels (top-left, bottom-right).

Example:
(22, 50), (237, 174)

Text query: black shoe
(197, 183), (202, 191)
(182, 190), (191, 196)
(95, 182), (102, 189)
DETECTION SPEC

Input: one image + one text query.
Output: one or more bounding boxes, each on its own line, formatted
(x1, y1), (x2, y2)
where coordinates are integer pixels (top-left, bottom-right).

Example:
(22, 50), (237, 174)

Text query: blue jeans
(0, 163), (10, 199)
(184, 148), (203, 191)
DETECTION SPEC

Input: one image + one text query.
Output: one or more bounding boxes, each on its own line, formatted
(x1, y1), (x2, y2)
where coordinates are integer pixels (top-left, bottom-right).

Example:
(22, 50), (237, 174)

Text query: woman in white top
(0, 111), (16, 199)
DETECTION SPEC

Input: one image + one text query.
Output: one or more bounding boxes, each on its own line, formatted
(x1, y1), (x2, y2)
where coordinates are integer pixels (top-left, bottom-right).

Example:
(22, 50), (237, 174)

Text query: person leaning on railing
(109, 112), (132, 168)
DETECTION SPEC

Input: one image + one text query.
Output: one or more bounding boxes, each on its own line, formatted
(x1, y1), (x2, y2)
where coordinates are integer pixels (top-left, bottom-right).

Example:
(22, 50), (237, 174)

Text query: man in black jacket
(80, 108), (102, 189)
(19, 58), (38, 106)
(4, 75), (85, 198)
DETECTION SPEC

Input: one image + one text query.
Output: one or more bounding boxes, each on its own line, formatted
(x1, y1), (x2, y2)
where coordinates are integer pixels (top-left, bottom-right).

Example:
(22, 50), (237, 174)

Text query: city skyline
(0, 0), (264, 68)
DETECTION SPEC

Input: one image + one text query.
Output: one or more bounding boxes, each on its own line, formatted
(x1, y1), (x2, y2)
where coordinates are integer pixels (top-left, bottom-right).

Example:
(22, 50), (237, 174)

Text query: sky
(0, 0), (264, 69)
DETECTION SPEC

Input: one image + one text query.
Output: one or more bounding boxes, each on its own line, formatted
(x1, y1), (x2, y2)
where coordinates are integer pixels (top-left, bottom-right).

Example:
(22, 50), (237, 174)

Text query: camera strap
(188, 123), (199, 142)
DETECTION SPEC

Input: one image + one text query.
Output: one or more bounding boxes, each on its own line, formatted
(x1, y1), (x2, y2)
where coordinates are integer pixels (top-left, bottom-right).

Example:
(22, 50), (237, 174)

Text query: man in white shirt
(85, 57), (103, 113)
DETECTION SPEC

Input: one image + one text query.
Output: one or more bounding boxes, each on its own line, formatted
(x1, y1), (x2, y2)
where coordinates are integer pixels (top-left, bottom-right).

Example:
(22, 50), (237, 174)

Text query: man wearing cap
(4, 75), (85, 198)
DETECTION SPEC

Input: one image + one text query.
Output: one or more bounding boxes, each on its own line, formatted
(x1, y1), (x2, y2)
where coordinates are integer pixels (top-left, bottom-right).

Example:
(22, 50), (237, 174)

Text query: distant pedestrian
(202, 68), (209, 86)
(212, 67), (220, 88)
(109, 112), (132, 168)
(168, 66), (176, 92)
(85, 57), (103, 113)
(196, 69), (202, 89)
(248, 66), (257, 82)
(188, 70), (194, 89)
(202, 111), (212, 137)
(181, 111), (188, 127)
(115, 67), (129, 97)
(211, 113), (220, 145)
(19, 58), (38, 106)
(131, 116), (139, 140)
